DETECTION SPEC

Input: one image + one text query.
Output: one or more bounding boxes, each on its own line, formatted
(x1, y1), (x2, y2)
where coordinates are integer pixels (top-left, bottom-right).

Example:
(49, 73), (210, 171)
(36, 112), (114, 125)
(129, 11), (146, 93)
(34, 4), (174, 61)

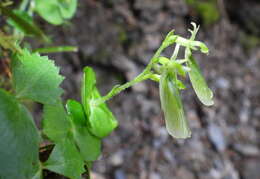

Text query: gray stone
(208, 124), (226, 151)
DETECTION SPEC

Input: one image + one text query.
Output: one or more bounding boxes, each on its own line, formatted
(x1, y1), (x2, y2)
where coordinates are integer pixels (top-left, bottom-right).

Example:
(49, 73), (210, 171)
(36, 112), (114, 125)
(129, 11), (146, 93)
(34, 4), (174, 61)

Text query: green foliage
(0, 89), (40, 179)
(186, 0), (220, 25)
(70, 120), (101, 162)
(35, 0), (78, 25)
(11, 49), (64, 104)
(43, 101), (71, 142)
(0, 0), (214, 175)
(43, 99), (102, 161)
(0, 5), (47, 41)
(44, 138), (85, 179)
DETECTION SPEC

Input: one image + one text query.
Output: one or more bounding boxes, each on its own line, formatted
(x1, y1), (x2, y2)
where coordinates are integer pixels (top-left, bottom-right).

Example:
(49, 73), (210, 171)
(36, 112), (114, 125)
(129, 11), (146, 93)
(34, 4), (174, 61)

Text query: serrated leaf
(44, 138), (85, 179)
(159, 72), (191, 138)
(188, 55), (214, 106)
(11, 49), (64, 104)
(0, 5), (48, 41)
(35, 0), (77, 25)
(43, 101), (71, 142)
(0, 89), (40, 179)
(81, 66), (118, 138)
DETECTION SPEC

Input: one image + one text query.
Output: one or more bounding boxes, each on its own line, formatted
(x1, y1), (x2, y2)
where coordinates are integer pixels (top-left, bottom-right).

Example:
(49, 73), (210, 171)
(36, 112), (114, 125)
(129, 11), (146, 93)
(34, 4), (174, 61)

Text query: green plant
(0, 1), (213, 178)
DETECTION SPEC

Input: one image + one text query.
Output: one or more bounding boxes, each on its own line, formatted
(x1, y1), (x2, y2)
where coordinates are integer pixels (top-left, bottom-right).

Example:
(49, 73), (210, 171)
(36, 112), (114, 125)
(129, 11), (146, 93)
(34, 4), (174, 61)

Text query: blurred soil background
(39, 0), (260, 178)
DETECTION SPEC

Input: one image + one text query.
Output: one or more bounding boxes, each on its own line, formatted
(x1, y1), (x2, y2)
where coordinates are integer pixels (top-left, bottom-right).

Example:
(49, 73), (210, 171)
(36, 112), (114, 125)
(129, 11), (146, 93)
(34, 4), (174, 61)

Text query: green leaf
(43, 99), (101, 162)
(35, 0), (77, 25)
(66, 99), (101, 161)
(0, 89), (40, 179)
(43, 101), (71, 142)
(188, 55), (214, 106)
(59, 0), (78, 19)
(44, 138), (85, 179)
(81, 66), (118, 138)
(159, 72), (191, 138)
(32, 168), (42, 179)
(0, 5), (48, 41)
(11, 49), (64, 104)
(71, 122), (101, 162)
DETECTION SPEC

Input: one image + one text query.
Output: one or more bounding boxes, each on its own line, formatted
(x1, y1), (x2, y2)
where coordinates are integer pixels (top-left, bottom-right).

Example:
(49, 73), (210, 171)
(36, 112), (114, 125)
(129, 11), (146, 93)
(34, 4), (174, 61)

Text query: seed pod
(81, 67), (118, 139)
(159, 71), (191, 138)
(88, 88), (118, 138)
(188, 55), (214, 106)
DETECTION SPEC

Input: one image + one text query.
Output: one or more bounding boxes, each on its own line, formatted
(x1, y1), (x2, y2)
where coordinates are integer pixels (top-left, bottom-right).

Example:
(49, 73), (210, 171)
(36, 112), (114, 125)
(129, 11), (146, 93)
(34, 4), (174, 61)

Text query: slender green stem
(93, 45), (166, 106)
(170, 44), (180, 61)
(93, 73), (152, 106)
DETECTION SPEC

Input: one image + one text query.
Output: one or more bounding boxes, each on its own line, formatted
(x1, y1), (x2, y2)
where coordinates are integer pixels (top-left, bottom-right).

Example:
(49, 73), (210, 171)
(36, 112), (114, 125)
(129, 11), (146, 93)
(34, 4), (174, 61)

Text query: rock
(90, 172), (105, 179)
(109, 150), (124, 166)
(115, 169), (126, 179)
(134, 0), (164, 11)
(111, 54), (147, 93)
(145, 33), (162, 50)
(234, 143), (259, 156)
(176, 167), (196, 179)
(149, 172), (161, 179)
(207, 124), (226, 152)
(215, 77), (230, 89)
(242, 159), (260, 179)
